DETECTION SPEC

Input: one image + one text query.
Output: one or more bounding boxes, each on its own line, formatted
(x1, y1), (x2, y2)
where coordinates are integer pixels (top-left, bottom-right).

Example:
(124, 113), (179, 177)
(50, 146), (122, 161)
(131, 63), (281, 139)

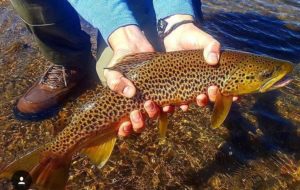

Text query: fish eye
(260, 69), (274, 79)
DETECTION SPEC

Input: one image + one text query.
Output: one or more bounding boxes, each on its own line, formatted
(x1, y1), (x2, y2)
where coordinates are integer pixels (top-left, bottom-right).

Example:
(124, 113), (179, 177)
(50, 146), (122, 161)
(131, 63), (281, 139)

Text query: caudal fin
(0, 146), (71, 190)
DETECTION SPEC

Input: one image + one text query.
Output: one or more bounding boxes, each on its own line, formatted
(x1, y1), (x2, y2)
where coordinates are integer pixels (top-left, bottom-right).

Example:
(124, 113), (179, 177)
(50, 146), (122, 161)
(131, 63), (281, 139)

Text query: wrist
(158, 14), (196, 44)
(164, 14), (194, 31)
(108, 25), (154, 54)
(108, 25), (139, 51)
(163, 22), (200, 52)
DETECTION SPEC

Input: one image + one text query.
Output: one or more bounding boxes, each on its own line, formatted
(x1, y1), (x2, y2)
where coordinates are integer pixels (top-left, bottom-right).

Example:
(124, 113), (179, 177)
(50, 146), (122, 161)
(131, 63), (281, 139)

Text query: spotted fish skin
(47, 50), (293, 155)
(47, 50), (231, 154)
(0, 50), (293, 189)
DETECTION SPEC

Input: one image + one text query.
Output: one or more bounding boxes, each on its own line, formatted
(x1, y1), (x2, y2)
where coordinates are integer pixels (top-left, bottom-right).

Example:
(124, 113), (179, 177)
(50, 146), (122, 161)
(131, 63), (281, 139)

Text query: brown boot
(15, 65), (85, 120)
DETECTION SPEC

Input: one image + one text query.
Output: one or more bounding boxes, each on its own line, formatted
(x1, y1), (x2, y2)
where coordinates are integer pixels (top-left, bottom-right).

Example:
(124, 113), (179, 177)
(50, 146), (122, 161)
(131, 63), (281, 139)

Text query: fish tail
(0, 146), (72, 190)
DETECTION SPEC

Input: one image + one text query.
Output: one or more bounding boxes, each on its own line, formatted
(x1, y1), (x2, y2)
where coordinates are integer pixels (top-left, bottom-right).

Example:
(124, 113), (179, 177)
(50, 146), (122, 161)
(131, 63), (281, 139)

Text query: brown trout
(0, 50), (293, 189)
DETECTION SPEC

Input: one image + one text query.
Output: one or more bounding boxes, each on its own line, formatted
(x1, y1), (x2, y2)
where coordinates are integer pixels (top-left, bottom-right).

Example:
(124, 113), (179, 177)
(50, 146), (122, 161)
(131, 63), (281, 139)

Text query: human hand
(163, 15), (238, 110)
(105, 25), (164, 137)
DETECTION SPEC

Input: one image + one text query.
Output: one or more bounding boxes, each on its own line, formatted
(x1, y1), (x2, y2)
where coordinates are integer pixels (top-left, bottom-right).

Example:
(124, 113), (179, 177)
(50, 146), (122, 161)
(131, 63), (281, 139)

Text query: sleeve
(68, 0), (138, 44)
(152, 0), (196, 21)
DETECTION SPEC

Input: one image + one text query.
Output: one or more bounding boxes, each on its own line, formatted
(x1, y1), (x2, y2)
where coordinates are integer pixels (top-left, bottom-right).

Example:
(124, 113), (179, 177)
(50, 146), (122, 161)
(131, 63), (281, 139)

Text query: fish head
(222, 53), (293, 96)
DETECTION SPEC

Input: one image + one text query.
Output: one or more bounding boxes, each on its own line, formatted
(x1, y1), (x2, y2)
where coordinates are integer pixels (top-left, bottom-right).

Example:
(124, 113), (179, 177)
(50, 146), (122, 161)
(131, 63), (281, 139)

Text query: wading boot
(14, 65), (85, 120)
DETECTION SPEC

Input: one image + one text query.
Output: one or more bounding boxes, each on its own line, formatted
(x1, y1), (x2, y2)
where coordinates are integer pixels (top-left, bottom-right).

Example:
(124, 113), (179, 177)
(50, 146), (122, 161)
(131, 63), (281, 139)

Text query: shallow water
(0, 0), (300, 189)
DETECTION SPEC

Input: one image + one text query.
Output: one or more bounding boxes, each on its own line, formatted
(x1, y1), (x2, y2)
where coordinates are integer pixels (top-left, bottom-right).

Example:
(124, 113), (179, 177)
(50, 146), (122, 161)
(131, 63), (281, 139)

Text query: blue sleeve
(68, 0), (138, 45)
(153, 0), (195, 20)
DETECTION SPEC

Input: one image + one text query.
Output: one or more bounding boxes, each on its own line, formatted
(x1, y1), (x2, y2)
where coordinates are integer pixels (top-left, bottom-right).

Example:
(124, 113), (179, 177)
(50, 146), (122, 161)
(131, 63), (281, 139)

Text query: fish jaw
(221, 55), (294, 96)
(259, 62), (293, 93)
(260, 76), (293, 92)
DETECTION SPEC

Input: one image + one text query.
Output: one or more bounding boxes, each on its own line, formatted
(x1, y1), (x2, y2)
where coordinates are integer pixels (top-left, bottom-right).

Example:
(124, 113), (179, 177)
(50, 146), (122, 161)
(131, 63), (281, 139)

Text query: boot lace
(39, 65), (68, 89)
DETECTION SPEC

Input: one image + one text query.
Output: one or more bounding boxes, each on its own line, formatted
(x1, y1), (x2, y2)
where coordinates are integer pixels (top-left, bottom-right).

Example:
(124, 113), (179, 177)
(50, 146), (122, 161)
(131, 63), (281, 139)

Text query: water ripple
(201, 0), (300, 63)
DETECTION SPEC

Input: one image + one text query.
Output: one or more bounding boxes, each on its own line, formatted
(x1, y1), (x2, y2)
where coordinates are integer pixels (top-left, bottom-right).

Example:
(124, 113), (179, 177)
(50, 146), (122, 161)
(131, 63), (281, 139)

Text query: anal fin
(81, 137), (117, 169)
(158, 112), (168, 144)
(211, 90), (233, 129)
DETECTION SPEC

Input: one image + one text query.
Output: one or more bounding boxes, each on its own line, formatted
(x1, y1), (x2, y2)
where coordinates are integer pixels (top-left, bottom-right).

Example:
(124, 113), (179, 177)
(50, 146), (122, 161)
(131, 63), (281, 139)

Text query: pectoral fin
(158, 112), (168, 144)
(82, 137), (117, 169)
(211, 91), (233, 129)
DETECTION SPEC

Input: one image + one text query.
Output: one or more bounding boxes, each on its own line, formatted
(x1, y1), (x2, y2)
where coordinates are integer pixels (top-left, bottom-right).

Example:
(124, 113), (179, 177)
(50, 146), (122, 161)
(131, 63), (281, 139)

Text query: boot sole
(13, 105), (60, 121)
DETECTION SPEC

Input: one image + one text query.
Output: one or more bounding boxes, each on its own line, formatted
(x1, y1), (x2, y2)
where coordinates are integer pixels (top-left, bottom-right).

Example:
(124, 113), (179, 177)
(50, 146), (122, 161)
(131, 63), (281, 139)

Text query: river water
(0, 0), (300, 189)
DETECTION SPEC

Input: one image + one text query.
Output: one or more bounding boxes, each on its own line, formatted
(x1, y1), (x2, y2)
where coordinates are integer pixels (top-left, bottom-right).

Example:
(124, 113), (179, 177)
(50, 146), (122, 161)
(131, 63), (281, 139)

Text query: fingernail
(124, 124), (131, 133)
(197, 96), (206, 107)
(208, 87), (216, 95)
(146, 101), (155, 111)
(132, 112), (141, 123)
(208, 53), (218, 63)
(123, 86), (132, 97)
(163, 106), (170, 112)
(233, 96), (239, 101)
(181, 105), (188, 112)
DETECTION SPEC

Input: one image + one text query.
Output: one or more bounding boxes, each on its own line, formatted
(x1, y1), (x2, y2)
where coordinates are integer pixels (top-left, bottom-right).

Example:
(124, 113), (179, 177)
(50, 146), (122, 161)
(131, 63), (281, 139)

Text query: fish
(0, 50), (293, 189)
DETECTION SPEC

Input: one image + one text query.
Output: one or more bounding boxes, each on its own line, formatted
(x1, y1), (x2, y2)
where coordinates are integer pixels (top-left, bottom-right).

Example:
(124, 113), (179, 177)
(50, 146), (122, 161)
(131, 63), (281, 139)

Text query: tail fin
(0, 146), (71, 190)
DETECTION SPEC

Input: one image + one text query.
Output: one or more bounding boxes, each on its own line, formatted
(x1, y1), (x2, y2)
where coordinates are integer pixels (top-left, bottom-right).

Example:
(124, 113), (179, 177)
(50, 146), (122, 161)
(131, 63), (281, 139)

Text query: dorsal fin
(105, 52), (161, 74)
(117, 52), (160, 65)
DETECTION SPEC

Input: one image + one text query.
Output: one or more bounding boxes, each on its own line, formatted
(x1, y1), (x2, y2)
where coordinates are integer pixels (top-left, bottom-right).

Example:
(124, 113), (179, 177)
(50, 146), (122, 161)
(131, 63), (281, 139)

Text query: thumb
(203, 40), (221, 65)
(104, 49), (137, 98)
(105, 70), (136, 98)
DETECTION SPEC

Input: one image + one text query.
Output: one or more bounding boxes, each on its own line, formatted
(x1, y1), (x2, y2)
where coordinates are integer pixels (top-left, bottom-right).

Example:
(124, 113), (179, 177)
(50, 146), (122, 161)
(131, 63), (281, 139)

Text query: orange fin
(105, 52), (160, 74)
(82, 136), (117, 169)
(211, 90), (233, 129)
(0, 147), (43, 180)
(35, 157), (71, 190)
(0, 145), (72, 190)
(158, 112), (168, 144)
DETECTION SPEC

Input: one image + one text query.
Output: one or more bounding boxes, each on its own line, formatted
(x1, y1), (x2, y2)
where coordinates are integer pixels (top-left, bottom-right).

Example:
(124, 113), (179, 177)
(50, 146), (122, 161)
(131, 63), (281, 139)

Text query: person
(10, 0), (232, 137)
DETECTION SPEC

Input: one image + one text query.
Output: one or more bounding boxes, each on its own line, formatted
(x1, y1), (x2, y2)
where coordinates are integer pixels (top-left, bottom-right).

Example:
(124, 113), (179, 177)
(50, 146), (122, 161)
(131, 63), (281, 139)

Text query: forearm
(68, 0), (138, 44)
(152, 0), (195, 20)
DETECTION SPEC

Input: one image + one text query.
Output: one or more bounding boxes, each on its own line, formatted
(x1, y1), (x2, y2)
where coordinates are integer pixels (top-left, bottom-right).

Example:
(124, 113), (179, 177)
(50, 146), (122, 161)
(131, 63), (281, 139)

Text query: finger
(203, 40), (221, 65)
(118, 121), (132, 137)
(130, 110), (145, 133)
(105, 70), (136, 98)
(233, 96), (239, 102)
(162, 105), (175, 113)
(196, 94), (208, 107)
(144, 100), (160, 119)
(207, 86), (219, 102)
(180, 105), (189, 112)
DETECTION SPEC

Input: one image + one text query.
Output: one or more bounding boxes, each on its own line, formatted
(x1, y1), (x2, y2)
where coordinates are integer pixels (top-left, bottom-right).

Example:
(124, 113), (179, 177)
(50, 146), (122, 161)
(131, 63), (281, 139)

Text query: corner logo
(11, 170), (32, 190)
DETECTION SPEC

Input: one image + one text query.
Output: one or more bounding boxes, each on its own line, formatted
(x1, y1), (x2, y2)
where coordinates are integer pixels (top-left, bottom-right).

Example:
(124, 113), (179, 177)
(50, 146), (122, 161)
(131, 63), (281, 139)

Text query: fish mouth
(259, 75), (293, 92)
(259, 62), (293, 93)
(269, 76), (293, 90)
